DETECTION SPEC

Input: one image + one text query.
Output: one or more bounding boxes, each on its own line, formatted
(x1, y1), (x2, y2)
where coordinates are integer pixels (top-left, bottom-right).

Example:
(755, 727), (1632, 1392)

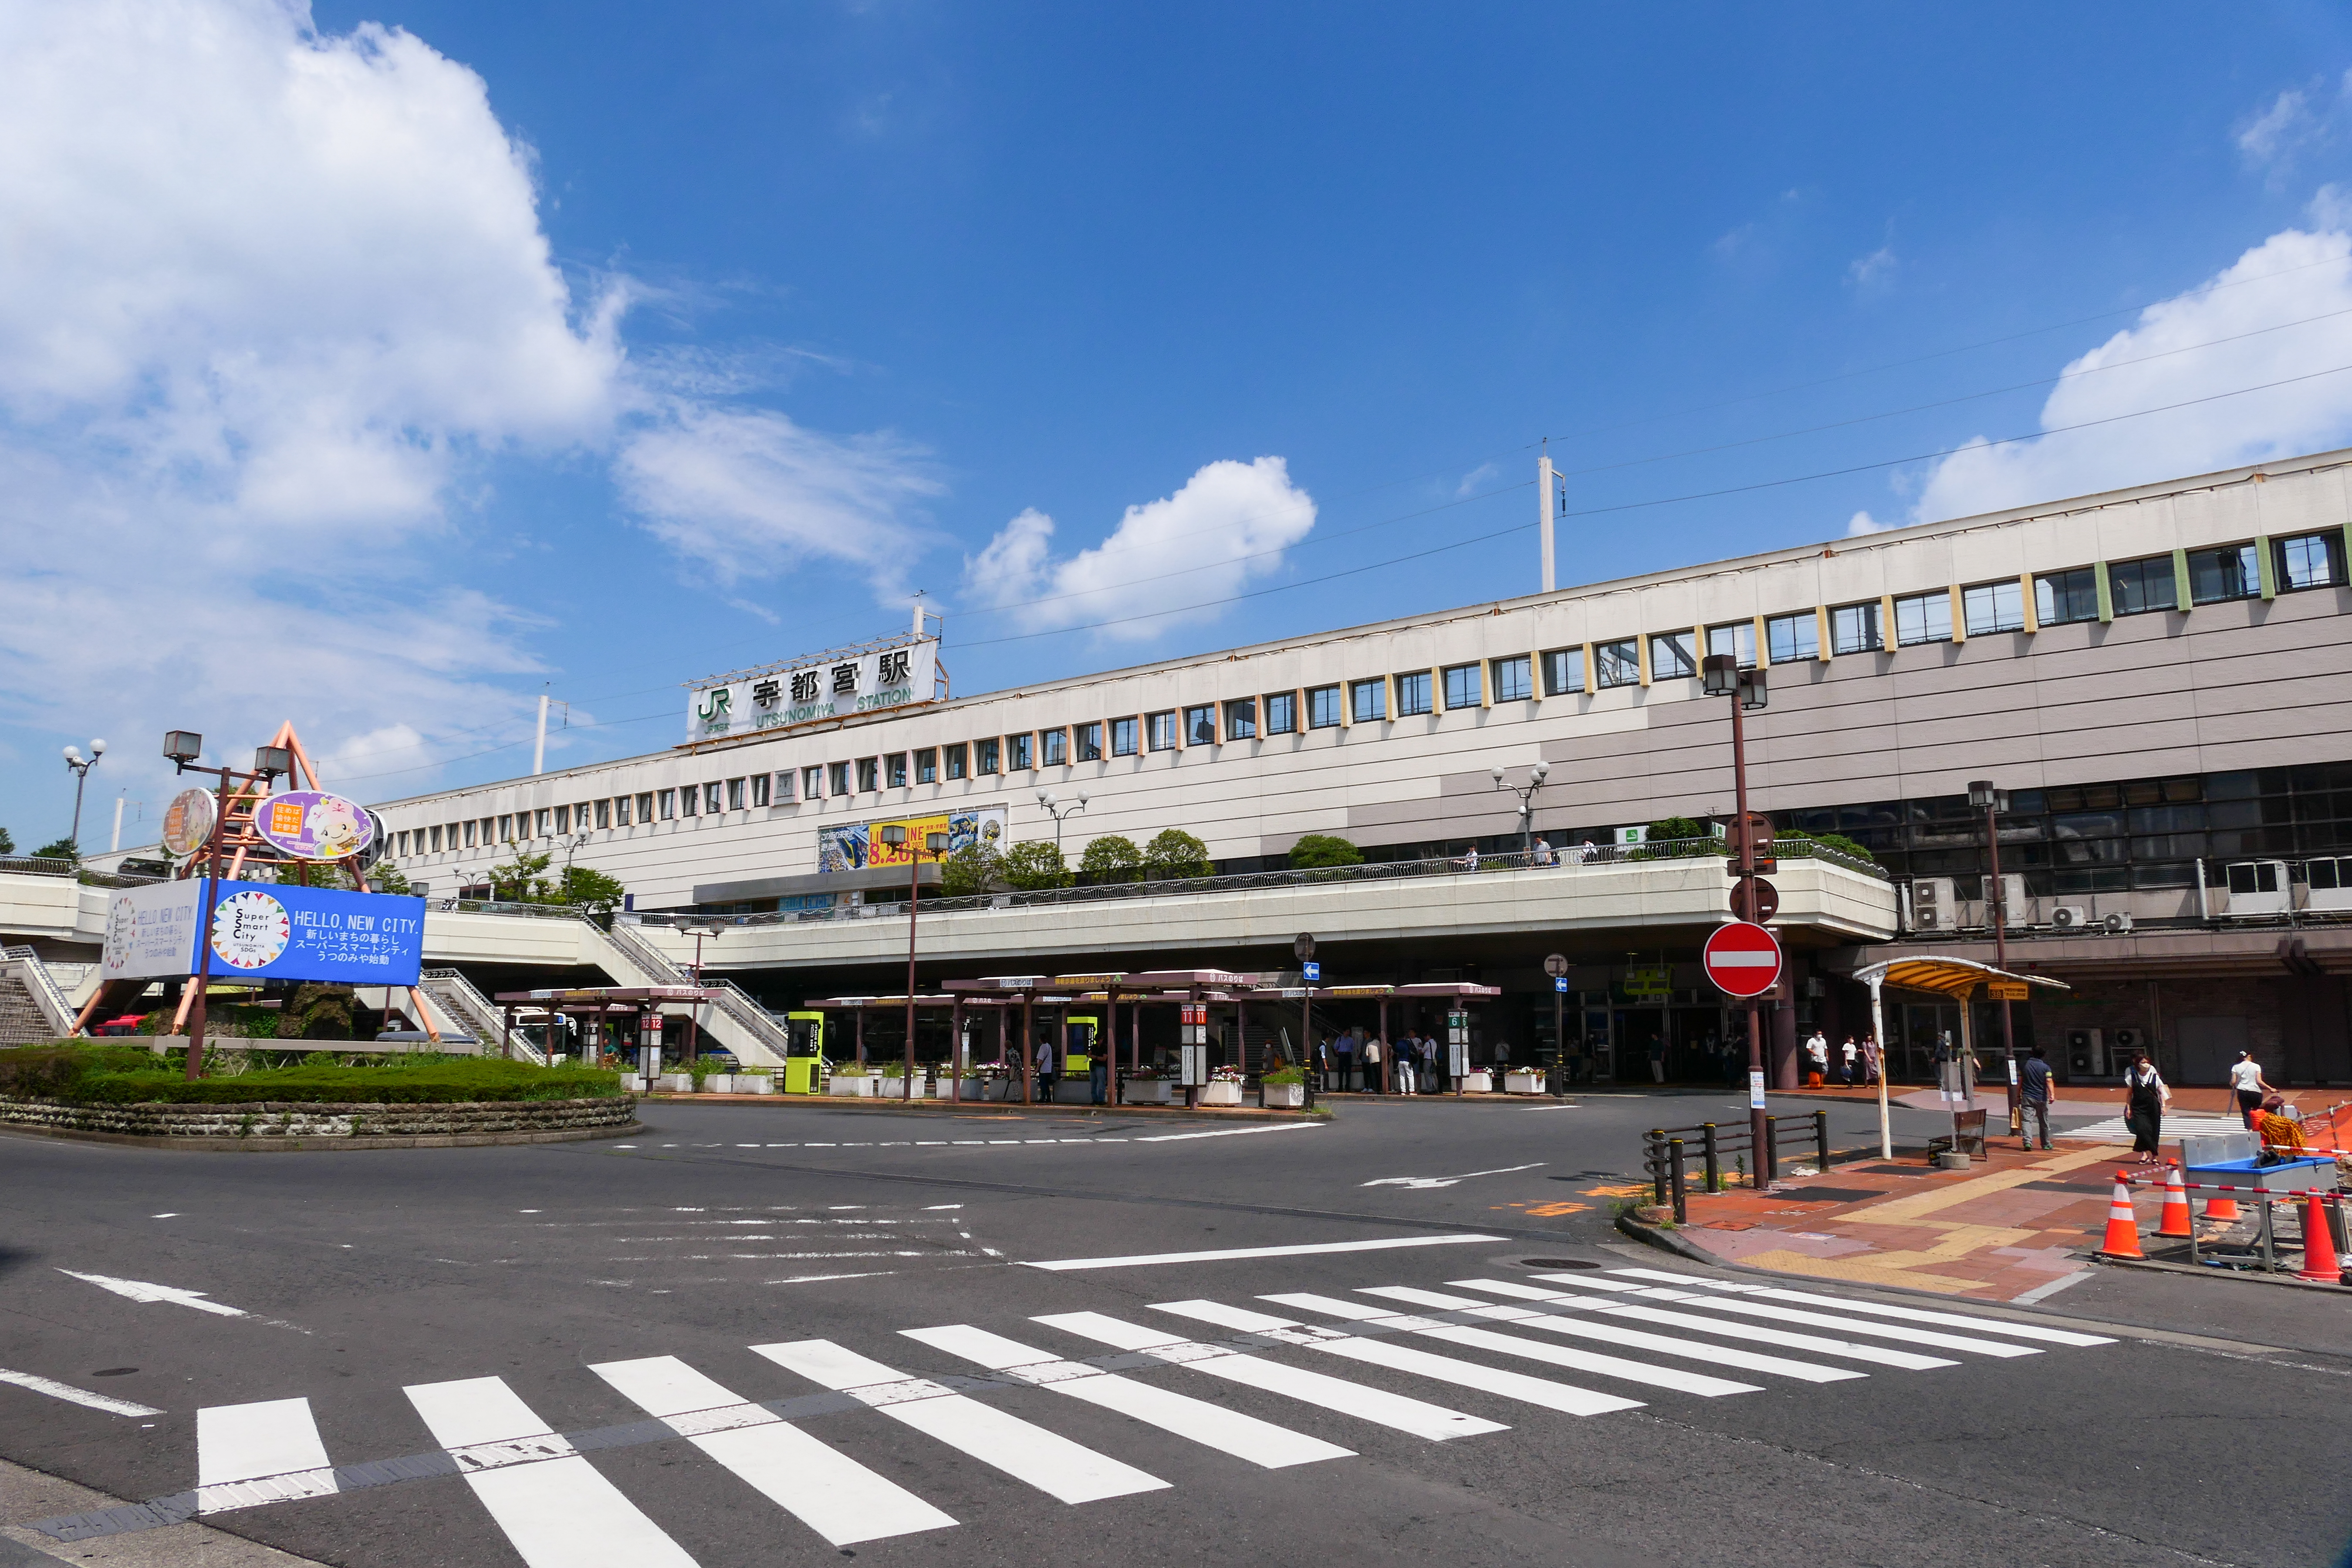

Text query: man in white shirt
(1803, 1030), (1830, 1088)
(2228, 1051), (2275, 1128)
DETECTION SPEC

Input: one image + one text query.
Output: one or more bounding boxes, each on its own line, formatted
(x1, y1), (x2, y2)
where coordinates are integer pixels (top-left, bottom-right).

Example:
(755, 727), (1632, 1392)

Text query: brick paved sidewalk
(1663, 1140), (2135, 1302)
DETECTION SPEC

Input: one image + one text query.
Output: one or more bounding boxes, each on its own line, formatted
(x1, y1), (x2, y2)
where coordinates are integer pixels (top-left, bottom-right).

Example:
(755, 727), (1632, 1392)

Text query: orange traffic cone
(2157, 1163), (2193, 1239)
(2098, 1172), (2145, 1259)
(2205, 1188), (2240, 1223)
(2296, 1191), (2343, 1284)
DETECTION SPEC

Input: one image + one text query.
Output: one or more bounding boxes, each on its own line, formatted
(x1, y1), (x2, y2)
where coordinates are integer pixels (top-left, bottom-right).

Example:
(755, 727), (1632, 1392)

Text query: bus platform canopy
(1849, 956), (2071, 999)
(493, 985), (726, 1004)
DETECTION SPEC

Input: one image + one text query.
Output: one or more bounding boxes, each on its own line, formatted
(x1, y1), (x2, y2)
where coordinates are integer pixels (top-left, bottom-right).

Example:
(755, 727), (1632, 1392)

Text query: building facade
(352, 447), (2352, 1085)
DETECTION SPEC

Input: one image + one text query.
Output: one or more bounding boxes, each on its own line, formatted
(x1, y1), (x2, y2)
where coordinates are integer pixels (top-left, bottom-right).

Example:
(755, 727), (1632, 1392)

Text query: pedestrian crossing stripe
(24, 1265), (2115, 1562)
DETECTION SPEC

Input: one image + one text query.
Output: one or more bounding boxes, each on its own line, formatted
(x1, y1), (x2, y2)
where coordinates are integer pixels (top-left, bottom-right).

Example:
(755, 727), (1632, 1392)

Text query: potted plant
(877, 1061), (933, 1098)
(1502, 1065), (1545, 1094)
(1260, 1064), (1306, 1108)
(1459, 1066), (1495, 1093)
(1199, 1065), (1246, 1107)
(736, 1068), (776, 1095)
(827, 1063), (875, 1097)
(1122, 1064), (1172, 1105)
(658, 1068), (695, 1092)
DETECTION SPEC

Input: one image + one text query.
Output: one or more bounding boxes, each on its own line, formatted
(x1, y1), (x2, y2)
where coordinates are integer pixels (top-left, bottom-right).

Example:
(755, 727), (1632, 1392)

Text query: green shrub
(1141, 828), (1212, 880)
(1286, 834), (1363, 869)
(1078, 835), (1143, 883)
(1000, 840), (1072, 891)
(0, 1045), (619, 1105)
(1262, 1065), (1305, 1085)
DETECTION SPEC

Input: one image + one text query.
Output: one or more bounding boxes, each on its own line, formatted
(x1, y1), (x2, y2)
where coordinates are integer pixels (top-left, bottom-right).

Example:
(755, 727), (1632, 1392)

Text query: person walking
(1361, 1031), (1384, 1094)
(1839, 1036), (1860, 1087)
(1032, 1033), (1058, 1104)
(2228, 1051), (2276, 1129)
(2123, 1051), (2170, 1166)
(1333, 1028), (1356, 1093)
(2020, 1045), (2054, 1151)
(1804, 1031), (1829, 1089)
(1646, 1033), (1666, 1085)
(1397, 1033), (1419, 1094)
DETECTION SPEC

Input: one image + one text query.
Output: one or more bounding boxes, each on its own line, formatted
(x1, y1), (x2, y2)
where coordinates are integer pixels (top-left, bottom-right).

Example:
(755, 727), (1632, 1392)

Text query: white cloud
(1897, 220), (2352, 526)
(966, 458), (1317, 641)
(1846, 246), (1898, 292)
(1456, 460), (1500, 497)
(0, 0), (938, 820)
(1846, 509), (1889, 536)
(2237, 88), (2316, 168)
(616, 403), (942, 589)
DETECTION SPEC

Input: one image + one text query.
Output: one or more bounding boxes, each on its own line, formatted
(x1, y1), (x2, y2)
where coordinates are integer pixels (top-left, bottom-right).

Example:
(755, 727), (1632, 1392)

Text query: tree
(1141, 828), (1212, 881)
(1645, 816), (1707, 845)
(487, 849), (555, 903)
(280, 982), (355, 1040)
(939, 842), (1002, 897)
(365, 860), (414, 896)
(32, 837), (77, 863)
(999, 840), (1072, 891)
(0, 826), (14, 854)
(1078, 834), (1142, 883)
(554, 864), (626, 913)
(1287, 833), (1363, 869)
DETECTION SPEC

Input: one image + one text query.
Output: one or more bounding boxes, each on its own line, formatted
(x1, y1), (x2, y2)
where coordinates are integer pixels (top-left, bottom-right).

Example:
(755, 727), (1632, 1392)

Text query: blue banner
(200, 880), (426, 985)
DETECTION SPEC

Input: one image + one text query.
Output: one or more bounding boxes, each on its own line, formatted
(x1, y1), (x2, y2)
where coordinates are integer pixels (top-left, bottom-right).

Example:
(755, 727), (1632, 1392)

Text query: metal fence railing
(0, 946), (78, 1037)
(1640, 1112), (1879, 1223)
(0, 856), (166, 888)
(619, 835), (1886, 933)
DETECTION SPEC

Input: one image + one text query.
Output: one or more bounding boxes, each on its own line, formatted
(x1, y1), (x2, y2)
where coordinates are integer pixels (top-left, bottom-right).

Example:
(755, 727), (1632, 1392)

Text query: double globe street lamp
(61, 737), (106, 854)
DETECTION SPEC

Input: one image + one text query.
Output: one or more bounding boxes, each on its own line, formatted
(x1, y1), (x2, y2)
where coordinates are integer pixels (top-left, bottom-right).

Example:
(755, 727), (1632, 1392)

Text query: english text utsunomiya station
(24, 449), (2352, 1089)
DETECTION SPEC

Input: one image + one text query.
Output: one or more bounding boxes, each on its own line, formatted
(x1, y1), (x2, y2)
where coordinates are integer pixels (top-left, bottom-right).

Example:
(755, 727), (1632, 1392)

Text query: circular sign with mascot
(252, 790), (374, 861)
(160, 788), (217, 858)
(210, 889), (291, 971)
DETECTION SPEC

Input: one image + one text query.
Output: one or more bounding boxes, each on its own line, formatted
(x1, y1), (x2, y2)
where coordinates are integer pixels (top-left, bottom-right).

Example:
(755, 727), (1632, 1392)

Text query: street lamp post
(61, 739), (106, 855)
(1488, 762), (1551, 856)
(679, 923), (722, 1065)
(882, 824), (951, 1101)
(1036, 790), (1089, 858)
(1702, 652), (1771, 1182)
(1969, 780), (2023, 1144)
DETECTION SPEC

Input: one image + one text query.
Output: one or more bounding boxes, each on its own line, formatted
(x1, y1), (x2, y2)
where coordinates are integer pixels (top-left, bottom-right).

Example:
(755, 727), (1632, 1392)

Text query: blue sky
(7, 1), (2352, 847)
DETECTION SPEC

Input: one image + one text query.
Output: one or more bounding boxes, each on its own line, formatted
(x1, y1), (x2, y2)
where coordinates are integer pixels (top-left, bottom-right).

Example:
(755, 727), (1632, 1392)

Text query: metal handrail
(592, 921), (794, 1063)
(622, 835), (1886, 931)
(417, 968), (514, 1058)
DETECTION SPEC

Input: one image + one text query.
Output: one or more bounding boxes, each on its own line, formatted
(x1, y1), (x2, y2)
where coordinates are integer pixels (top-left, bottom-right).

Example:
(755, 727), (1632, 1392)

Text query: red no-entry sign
(1703, 920), (1784, 999)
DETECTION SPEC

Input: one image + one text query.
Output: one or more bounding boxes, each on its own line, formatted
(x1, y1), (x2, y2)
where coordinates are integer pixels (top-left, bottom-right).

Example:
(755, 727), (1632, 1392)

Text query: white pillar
(1870, 977), (1891, 1160)
(533, 693), (550, 776)
(1537, 453), (1557, 593)
(110, 794), (125, 852)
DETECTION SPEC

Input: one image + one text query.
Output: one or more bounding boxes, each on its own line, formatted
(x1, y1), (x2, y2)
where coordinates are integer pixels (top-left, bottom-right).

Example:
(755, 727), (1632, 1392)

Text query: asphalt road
(0, 1092), (2343, 1568)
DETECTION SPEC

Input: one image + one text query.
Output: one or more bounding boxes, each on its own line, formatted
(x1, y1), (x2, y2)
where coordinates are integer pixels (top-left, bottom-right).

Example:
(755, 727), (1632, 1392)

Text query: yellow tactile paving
(1836, 1146), (2115, 1226)
(1732, 1249), (1985, 1294)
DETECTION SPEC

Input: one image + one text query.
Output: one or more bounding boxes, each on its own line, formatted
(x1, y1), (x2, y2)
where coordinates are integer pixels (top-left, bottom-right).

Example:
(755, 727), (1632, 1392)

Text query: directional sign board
(1301, 961), (1321, 982)
(1729, 878), (1779, 923)
(1702, 920), (1783, 999)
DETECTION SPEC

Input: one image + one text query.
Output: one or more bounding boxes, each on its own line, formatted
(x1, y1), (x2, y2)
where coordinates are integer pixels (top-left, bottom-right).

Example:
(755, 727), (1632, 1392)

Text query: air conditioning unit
(2224, 859), (2292, 917)
(1909, 876), (1958, 932)
(2112, 1027), (2141, 1053)
(2067, 1027), (2106, 1077)
(2049, 905), (2089, 930)
(2102, 912), (2133, 935)
(1980, 872), (2026, 923)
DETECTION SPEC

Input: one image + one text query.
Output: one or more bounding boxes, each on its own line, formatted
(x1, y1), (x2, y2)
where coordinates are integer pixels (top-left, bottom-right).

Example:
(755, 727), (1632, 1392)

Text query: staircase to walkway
(0, 947), (78, 1043)
(585, 920), (790, 1068)
(417, 969), (514, 1058)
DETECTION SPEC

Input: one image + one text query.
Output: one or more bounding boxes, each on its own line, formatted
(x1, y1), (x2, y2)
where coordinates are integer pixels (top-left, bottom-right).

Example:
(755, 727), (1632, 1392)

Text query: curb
(0, 1119), (647, 1152)
(640, 1094), (1318, 1123)
(2087, 1251), (2351, 1291)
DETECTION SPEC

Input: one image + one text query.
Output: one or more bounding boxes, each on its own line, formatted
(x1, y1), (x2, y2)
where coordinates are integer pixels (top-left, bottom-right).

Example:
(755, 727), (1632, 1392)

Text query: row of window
(393, 774), (787, 857)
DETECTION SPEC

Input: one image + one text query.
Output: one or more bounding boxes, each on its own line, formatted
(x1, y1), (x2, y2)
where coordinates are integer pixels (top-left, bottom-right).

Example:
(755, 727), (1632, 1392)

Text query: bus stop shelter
(493, 985), (725, 1068)
(1850, 956), (2072, 1159)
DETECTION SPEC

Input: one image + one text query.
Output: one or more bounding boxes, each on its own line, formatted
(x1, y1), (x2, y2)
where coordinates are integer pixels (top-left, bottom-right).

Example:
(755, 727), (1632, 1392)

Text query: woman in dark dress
(2122, 1052), (2170, 1165)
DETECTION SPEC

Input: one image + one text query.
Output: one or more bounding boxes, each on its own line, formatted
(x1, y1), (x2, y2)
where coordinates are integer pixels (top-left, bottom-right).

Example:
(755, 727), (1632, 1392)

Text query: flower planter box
(1503, 1071), (1546, 1095)
(1261, 1082), (1306, 1108)
(827, 1075), (874, 1097)
(702, 1074), (735, 1094)
(737, 1075), (775, 1095)
(875, 1078), (932, 1099)
(1198, 1081), (1244, 1107)
(1460, 1071), (1495, 1093)
(1122, 1079), (1172, 1105)
(658, 1073), (694, 1093)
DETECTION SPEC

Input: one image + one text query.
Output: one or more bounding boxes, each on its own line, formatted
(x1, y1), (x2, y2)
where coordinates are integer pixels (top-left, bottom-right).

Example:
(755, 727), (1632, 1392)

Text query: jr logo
(696, 688), (733, 727)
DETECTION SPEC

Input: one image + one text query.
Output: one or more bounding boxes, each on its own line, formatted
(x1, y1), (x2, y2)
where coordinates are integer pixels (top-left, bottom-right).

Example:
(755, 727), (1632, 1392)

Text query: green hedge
(0, 1045), (622, 1105)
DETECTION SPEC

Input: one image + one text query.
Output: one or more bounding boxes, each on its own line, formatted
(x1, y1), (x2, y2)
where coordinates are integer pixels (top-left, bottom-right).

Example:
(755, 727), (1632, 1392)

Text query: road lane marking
(1601, 1270), (2115, 1346)
(61, 1270), (247, 1317)
(1148, 1300), (1643, 1418)
(1129, 1123), (1328, 1143)
(196, 1398), (338, 1512)
(1031, 1311), (1505, 1440)
(405, 1376), (698, 1568)
(1450, 1279), (1954, 1371)
(1556, 1279), (2041, 1358)
(2011, 1270), (2094, 1306)
(1024, 1234), (1505, 1272)
(1362, 1162), (1545, 1190)
(902, 1325), (1353, 1470)
(1359, 1285), (1864, 1383)
(0, 1367), (163, 1418)
(750, 1339), (1168, 1504)
(589, 1356), (955, 1546)
(1260, 1293), (1759, 1398)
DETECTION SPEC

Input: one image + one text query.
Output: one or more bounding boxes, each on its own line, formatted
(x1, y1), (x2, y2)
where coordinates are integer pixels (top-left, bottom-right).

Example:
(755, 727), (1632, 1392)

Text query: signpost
(1544, 953), (1569, 1094)
(1728, 878), (1780, 923)
(1702, 921), (1784, 999)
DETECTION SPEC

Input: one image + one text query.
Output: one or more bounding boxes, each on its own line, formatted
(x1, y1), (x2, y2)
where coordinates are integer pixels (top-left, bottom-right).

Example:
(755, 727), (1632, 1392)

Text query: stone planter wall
(0, 1094), (637, 1150)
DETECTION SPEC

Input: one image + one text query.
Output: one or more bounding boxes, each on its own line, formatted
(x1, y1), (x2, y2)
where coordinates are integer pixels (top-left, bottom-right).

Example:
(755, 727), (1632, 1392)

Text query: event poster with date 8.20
(100, 879), (426, 985)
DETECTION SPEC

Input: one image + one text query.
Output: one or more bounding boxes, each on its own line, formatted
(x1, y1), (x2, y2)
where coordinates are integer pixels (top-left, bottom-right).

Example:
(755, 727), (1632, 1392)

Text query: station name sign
(687, 638), (939, 745)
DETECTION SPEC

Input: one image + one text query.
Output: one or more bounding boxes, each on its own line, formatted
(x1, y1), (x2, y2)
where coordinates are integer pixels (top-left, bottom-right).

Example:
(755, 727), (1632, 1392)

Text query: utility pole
(1537, 444), (1557, 594)
(1970, 781), (2022, 1145)
(532, 692), (550, 776)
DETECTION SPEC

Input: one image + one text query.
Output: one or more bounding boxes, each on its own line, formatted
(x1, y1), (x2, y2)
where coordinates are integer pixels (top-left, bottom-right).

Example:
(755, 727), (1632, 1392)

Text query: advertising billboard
(688, 638), (939, 744)
(817, 805), (1006, 874)
(100, 880), (426, 986)
(251, 790), (375, 861)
